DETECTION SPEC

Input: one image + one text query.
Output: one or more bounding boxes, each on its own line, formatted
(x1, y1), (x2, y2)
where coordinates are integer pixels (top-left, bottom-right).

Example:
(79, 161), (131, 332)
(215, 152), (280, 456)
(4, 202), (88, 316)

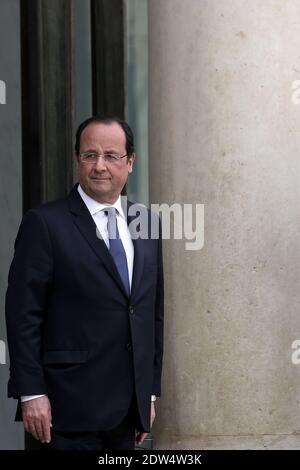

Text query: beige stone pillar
(149, 0), (300, 449)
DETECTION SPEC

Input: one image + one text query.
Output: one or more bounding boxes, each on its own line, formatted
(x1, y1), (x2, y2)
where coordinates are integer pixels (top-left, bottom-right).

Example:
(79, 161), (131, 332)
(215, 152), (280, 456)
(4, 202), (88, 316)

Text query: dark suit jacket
(5, 184), (164, 432)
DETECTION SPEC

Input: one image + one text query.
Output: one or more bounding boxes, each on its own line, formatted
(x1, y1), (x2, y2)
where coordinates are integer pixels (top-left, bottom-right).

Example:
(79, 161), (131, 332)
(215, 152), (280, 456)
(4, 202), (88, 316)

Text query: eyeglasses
(79, 152), (128, 164)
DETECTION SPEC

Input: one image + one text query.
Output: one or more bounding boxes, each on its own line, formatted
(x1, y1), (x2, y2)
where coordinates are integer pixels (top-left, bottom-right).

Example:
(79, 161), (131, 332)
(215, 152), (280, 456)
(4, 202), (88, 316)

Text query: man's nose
(93, 155), (107, 171)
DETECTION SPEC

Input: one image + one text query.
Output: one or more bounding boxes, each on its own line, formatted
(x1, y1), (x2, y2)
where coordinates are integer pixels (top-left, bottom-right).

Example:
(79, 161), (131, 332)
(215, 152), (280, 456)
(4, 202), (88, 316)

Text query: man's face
(77, 122), (135, 204)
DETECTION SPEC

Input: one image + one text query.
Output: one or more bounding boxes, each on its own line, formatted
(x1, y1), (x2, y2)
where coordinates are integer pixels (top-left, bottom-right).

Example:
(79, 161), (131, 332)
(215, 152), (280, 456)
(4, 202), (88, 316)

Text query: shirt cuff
(21, 394), (46, 402)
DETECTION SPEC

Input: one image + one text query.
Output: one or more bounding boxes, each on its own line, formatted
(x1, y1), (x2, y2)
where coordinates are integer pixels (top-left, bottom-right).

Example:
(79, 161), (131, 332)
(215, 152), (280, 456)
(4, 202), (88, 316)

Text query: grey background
(0, 0), (24, 450)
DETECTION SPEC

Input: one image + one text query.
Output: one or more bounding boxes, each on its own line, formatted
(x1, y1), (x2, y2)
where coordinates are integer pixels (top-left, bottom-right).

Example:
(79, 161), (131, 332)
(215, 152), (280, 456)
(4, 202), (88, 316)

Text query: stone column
(149, 0), (300, 449)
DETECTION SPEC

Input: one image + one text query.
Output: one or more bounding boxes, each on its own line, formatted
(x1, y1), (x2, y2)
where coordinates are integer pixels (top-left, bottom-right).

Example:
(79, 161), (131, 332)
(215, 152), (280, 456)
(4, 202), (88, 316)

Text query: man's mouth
(91, 177), (110, 181)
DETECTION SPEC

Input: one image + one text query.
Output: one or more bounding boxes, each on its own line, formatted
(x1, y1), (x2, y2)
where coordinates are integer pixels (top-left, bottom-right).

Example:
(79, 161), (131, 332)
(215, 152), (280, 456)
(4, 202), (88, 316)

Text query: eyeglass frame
(78, 152), (129, 164)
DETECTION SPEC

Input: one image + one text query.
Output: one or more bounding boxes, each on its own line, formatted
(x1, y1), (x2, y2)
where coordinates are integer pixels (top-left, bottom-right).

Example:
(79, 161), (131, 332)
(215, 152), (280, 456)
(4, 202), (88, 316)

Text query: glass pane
(125, 0), (149, 207)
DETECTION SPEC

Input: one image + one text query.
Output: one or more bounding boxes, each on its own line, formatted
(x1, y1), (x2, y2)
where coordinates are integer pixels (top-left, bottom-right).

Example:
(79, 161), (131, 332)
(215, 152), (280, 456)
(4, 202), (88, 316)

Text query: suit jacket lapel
(126, 200), (145, 301)
(68, 185), (129, 297)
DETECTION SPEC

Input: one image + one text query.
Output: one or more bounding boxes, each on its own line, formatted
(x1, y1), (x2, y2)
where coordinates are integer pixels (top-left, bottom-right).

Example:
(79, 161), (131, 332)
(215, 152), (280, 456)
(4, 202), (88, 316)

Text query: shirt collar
(77, 184), (126, 219)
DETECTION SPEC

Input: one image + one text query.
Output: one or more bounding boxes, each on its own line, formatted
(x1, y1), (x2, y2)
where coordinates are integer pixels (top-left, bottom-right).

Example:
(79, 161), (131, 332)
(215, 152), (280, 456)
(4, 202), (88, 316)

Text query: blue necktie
(105, 207), (130, 296)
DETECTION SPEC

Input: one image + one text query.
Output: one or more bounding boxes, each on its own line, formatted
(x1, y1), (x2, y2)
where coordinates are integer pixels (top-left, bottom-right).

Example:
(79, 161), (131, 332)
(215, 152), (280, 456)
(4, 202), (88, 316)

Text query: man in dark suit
(5, 116), (164, 450)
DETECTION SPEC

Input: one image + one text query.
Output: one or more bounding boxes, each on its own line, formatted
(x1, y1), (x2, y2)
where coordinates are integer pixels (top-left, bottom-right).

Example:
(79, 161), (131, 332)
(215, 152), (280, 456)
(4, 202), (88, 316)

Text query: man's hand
(22, 395), (52, 443)
(136, 401), (156, 446)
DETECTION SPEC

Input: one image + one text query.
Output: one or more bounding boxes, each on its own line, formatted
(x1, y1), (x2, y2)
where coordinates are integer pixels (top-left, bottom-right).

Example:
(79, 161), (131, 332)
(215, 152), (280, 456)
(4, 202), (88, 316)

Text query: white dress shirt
(77, 184), (134, 289)
(21, 184), (134, 403)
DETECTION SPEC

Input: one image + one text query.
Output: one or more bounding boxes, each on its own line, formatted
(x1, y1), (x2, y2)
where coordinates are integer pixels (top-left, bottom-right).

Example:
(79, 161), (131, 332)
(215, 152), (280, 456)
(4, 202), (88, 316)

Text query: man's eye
(105, 154), (118, 161)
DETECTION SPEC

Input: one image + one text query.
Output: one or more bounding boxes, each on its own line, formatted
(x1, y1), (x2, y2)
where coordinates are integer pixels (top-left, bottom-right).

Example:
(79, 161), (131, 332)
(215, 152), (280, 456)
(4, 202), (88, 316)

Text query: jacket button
(129, 305), (134, 314)
(126, 342), (132, 351)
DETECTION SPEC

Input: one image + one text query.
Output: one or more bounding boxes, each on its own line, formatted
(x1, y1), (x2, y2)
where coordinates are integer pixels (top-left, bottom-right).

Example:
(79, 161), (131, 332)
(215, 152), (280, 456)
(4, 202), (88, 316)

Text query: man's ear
(128, 153), (136, 173)
(74, 153), (80, 174)
(74, 152), (80, 165)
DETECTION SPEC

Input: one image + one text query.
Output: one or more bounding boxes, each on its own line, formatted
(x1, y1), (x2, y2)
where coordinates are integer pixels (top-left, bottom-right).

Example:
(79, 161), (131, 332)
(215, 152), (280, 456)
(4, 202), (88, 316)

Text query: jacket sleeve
(152, 217), (164, 396)
(5, 209), (53, 398)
